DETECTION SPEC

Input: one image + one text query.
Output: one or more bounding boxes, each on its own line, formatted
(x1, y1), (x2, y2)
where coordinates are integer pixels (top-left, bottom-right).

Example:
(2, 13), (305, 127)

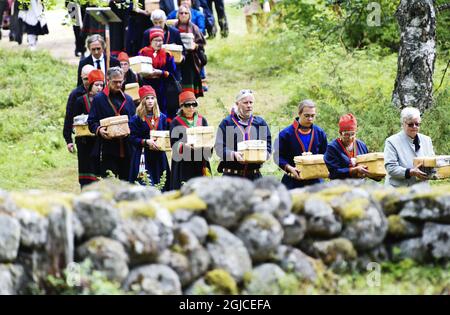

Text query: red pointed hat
(117, 52), (129, 62)
(150, 28), (165, 42)
(339, 113), (357, 132)
(179, 91), (196, 106)
(88, 69), (105, 85)
(139, 85), (156, 100)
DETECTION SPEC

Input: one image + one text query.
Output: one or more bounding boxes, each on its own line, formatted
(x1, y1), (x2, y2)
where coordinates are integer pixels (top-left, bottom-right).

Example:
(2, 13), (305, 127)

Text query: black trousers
(100, 154), (131, 181)
(0, 0), (7, 38)
(207, 0), (228, 34)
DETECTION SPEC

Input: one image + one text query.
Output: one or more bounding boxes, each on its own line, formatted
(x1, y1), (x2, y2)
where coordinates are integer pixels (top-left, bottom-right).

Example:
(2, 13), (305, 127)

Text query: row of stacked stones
(0, 177), (449, 294)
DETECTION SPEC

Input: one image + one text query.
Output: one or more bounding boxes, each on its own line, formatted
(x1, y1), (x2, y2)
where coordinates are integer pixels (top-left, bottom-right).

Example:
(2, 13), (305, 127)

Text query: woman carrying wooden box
(129, 86), (171, 191)
(170, 91), (212, 190)
(274, 99), (328, 189)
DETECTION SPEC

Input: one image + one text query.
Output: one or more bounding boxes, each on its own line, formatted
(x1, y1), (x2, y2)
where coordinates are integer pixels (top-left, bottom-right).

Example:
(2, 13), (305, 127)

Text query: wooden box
(125, 83), (140, 101)
(356, 152), (386, 177)
(150, 130), (172, 151)
(100, 115), (130, 138)
(73, 114), (94, 137)
(162, 44), (183, 63)
(180, 33), (195, 50)
(414, 155), (450, 179)
(129, 56), (153, 76)
(237, 140), (267, 163)
(186, 126), (215, 148)
(145, 0), (160, 13)
(294, 154), (329, 180)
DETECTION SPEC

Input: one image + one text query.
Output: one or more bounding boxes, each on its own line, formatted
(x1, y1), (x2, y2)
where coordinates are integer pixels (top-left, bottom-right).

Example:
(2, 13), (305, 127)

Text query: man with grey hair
(88, 67), (136, 180)
(141, 9), (183, 49)
(384, 106), (435, 187)
(274, 99), (328, 189)
(76, 34), (120, 86)
(214, 89), (271, 180)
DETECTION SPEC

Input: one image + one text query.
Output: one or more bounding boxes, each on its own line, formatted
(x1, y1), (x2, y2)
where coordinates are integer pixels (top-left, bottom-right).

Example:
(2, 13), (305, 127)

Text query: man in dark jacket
(77, 34), (120, 86)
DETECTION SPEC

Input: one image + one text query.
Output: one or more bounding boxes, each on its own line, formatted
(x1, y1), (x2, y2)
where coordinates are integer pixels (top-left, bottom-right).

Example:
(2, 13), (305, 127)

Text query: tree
(392, 0), (450, 113)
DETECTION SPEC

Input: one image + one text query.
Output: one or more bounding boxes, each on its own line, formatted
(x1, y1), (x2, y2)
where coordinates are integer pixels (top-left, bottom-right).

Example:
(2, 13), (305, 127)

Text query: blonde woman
(129, 85), (170, 190)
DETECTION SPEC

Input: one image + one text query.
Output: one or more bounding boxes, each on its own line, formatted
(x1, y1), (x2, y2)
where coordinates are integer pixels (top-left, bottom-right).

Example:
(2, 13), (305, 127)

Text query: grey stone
(392, 238), (429, 263)
(0, 190), (18, 215)
(206, 225), (252, 281)
(77, 236), (129, 283)
(123, 264), (182, 295)
(172, 209), (196, 223)
(243, 263), (287, 295)
(114, 185), (161, 202)
(0, 264), (26, 295)
(356, 245), (390, 269)
(311, 238), (357, 271)
(399, 194), (450, 223)
(179, 216), (209, 244)
(16, 209), (48, 248)
(387, 215), (422, 239)
(250, 177), (292, 219)
(341, 204), (388, 250)
(181, 177), (255, 228)
(0, 214), (21, 262)
(280, 214), (307, 245)
(272, 245), (317, 282)
(304, 198), (342, 237)
(236, 213), (284, 262)
(422, 223), (450, 260)
(73, 191), (119, 239)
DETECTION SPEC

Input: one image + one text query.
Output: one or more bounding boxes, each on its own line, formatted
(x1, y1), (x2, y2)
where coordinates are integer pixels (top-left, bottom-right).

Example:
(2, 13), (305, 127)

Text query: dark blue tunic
(274, 119), (328, 189)
(129, 113), (171, 191)
(215, 110), (271, 179)
(63, 85), (88, 145)
(324, 138), (369, 179)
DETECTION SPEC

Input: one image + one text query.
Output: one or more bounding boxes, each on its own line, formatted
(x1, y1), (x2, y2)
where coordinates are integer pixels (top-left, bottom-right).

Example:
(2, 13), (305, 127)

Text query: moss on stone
(10, 191), (74, 217)
(117, 201), (157, 219)
(291, 192), (310, 214)
(246, 213), (277, 230)
(170, 244), (185, 254)
(207, 228), (218, 243)
(337, 198), (369, 221)
(155, 193), (207, 213)
(151, 190), (182, 203)
(316, 185), (353, 201)
(204, 269), (238, 295)
(242, 271), (253, 287)
(412, 185), (450, 200)
(387, 215), (408, 236)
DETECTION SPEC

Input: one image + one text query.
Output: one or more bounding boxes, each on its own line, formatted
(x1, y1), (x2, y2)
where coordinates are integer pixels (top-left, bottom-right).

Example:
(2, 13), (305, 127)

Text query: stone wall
(0, 177), (449, 294)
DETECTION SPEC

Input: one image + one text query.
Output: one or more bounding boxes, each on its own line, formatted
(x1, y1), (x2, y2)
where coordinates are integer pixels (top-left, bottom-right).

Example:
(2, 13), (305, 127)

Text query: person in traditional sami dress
(71, 70), (105, 188)
(214, 89), (271, 181)
(324, 113), (370, 180)
(118, 51), (140, 89)
(88, 67), (136, 180)
(274, 99), (328, 189)
(139, 27), (180, 121)
(63, 64), (95, 154)
(170, 91), (211, 190)
(174, 4), (207, 98)
(129, 85), (171, 191)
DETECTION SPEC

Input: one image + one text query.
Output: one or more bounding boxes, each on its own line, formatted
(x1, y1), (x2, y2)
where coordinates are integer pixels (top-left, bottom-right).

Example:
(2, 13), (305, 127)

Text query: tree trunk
(392, 0), (436, 113)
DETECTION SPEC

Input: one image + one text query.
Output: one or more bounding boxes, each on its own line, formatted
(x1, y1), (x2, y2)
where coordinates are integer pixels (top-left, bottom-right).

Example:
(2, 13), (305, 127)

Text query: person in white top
(384, 107), (435, 187)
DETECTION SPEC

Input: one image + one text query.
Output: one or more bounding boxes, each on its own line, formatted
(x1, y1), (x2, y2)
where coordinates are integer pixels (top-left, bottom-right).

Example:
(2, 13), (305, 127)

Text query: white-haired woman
(384, 107), (435, 187)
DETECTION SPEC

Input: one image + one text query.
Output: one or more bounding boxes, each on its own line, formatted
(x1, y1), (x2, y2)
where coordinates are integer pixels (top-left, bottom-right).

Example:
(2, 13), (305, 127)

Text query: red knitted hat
(139, 85), (156, 100)
(117, 52), (129, 62)
(179, 91), (196, 106)
(88, 69), (105, 86)
(150, 28), (165, 42)
(339, 113), (357, 132)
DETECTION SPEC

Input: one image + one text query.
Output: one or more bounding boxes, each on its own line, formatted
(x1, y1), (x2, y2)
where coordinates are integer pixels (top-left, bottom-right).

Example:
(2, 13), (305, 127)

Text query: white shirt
(92, 54), (105, 76)
(173, 0), (178, 10)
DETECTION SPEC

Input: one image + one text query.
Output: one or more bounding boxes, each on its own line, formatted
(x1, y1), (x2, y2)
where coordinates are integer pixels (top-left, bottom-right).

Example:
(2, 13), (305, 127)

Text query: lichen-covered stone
(391, 238), (429, 263)
(181, 177), (255, 228)
(0, 264), (26, 295)
(311, 238), (357, 270)
(387, 215), (422, 239)
(249, 177), (292, 219)
(422, 223), (450, 260)
(179, 216), (209, 244)
(185, 269), (238, 295)
(0, 190), (18, 215)
(280, 214), (307, 246)
(399, 193), (450, 223)
(272, 245), (317, 282)
(113, 185), (161, 202)
(123, 264), (182, 295)
(356, 245), (390, 269)
(304, 198), (342, 237)
(16, 209), (48, 248)
(76, 236), (129, 283)
(0, 214), (21, 262)
(206, 225), (252, 281)
(243, 263), (287, 295)
(73, 191), (119, 239)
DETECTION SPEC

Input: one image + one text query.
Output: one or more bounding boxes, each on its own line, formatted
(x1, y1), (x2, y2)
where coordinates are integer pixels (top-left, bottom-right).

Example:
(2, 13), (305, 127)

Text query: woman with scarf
(72, 69), (105, 188)
(129, 86), (171, 191)
(324, 113), (371, 180)
(174, 4), (207, 98)
(274, 99), (328, 189)
(139, 27), (181, 122)
(170, 91), (211, 190)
